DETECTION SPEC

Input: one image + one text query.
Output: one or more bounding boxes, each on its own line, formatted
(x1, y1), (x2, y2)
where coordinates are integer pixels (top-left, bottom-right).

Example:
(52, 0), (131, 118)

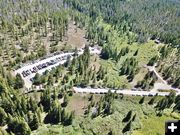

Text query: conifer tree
(40, 89), (51, 112)
(132, 114), (136, 121)
(133, 49), (139, 56)
(123, 110), (133, 122)
(14, 73), (24, 89)
(33, 73), (41, 85)
(62, 94), (68, 107)
(0, 107), (7, 126)
(173, 101), (180, 113)
(29, 113), (39, 130)
(148, 96), (156, 105)
(122, 120), (132, 133)
(139, 96), (145, 104)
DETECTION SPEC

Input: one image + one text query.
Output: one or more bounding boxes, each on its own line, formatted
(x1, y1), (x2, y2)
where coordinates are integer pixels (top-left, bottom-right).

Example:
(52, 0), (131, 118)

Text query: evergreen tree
(65, 111), (74, 125)
(148, 96), (156, 105)
(14, 74), (24, 89)
(88, 94), (94, 101)
(132, 114), (136, 121)
(29, 97), (38, 112)
(175, 95), (180, 104)
(64, 55), (71, 68)
(61, 94), (68, 107)
(0, 107), (7, 126)
(29, 113), (39, 130)
(122, 120), (132, 133)
(133, 49), (139, 56)
(40, 89), (51, 112)
(173, 77), (180, 88)
(139, 96), (145, 104)
(7, 118), (31, 135)
(122, 110), (133, 122)
(33, 73), (41, 85)
(6, 72), (15, 87)
(173, 101), (180, 113)
(156, 98), (168, 112)
(166, 91), (176, 108)
(47, 74), (54, 86)
(147, 56), (158, 66)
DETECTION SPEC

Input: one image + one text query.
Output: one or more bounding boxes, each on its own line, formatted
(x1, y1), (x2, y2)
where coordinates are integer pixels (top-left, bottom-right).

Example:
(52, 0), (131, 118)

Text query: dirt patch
(58, 22), (88, 50)
(67, 93), (89, 116)
(67, 93), (101, 116)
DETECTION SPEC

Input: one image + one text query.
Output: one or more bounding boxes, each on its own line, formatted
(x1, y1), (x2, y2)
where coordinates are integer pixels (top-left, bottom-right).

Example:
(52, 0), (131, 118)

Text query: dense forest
(64, 0), (180, 46)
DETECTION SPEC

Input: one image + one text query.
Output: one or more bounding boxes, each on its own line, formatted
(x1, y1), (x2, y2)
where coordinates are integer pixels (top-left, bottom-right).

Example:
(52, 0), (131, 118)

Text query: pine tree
(148, 96), (156, 105)
(36, 108), (42, 124)
(0, 107), (7, 126)
(14, 73), (24, 89)
(88, 94), (94, 101)
(61, 109), (65, 122)
(64, 55), (71, 68)
(57, 106), (62, 123)
(173, 101), (180, 113)
(6, 72), (15, 87)
(139, 96), (145, 104)
(101, 46), (110, 59)
(29, 113), (39, 130)
(132, 114), (136, 121)
(7, 118), (31, 135)
(122, 110), (133, 122)
(47, 74), (54, 86)
(66, 111), (74, 125)
(52, 89), (58, 100)
(21, 97), (27, 113)
(33, 73), (41, 85)
(133, 49), (139, 56)
(156, 98), (168, 112)
(173, 77), (180, 88)
(29, 97), (38, 112)
(122, 120), (132, 133)
(62, 94), (68, 107)
(40, 89), (51, 112)
(166, 91), (176, 108)
(175, 95), (180, 104)
(0, 82), (7, 94)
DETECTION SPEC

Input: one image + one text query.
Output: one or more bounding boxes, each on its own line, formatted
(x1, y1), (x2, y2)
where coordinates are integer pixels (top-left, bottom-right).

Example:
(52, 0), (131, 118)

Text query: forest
(64, 0), (180, 46)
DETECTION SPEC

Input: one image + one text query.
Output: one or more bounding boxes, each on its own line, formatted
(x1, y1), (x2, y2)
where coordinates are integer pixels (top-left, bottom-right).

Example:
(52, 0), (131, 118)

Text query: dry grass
(66, 93), (89, 116)
(67, 93), (101, 116)
(58, 22), (88, 50)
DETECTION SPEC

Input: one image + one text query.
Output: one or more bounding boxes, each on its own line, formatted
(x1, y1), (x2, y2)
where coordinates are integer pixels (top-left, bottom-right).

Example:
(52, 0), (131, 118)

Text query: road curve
(146, 65), (180, 92)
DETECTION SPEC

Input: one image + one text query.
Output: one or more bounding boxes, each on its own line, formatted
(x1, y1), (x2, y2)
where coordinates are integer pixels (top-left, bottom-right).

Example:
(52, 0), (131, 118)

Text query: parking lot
(15, 47), (101, 89)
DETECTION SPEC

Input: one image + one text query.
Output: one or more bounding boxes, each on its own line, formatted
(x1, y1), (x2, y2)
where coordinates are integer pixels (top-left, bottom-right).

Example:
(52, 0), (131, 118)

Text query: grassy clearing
(132, 68), (148, 85)
(133, 115), (175, 135)
(100, 59), (131, 89)
(31, 124), (84, 135)
(95, 20), (159, 88)
(32, 93), (180, 135)
(99, 18), (159, 66)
